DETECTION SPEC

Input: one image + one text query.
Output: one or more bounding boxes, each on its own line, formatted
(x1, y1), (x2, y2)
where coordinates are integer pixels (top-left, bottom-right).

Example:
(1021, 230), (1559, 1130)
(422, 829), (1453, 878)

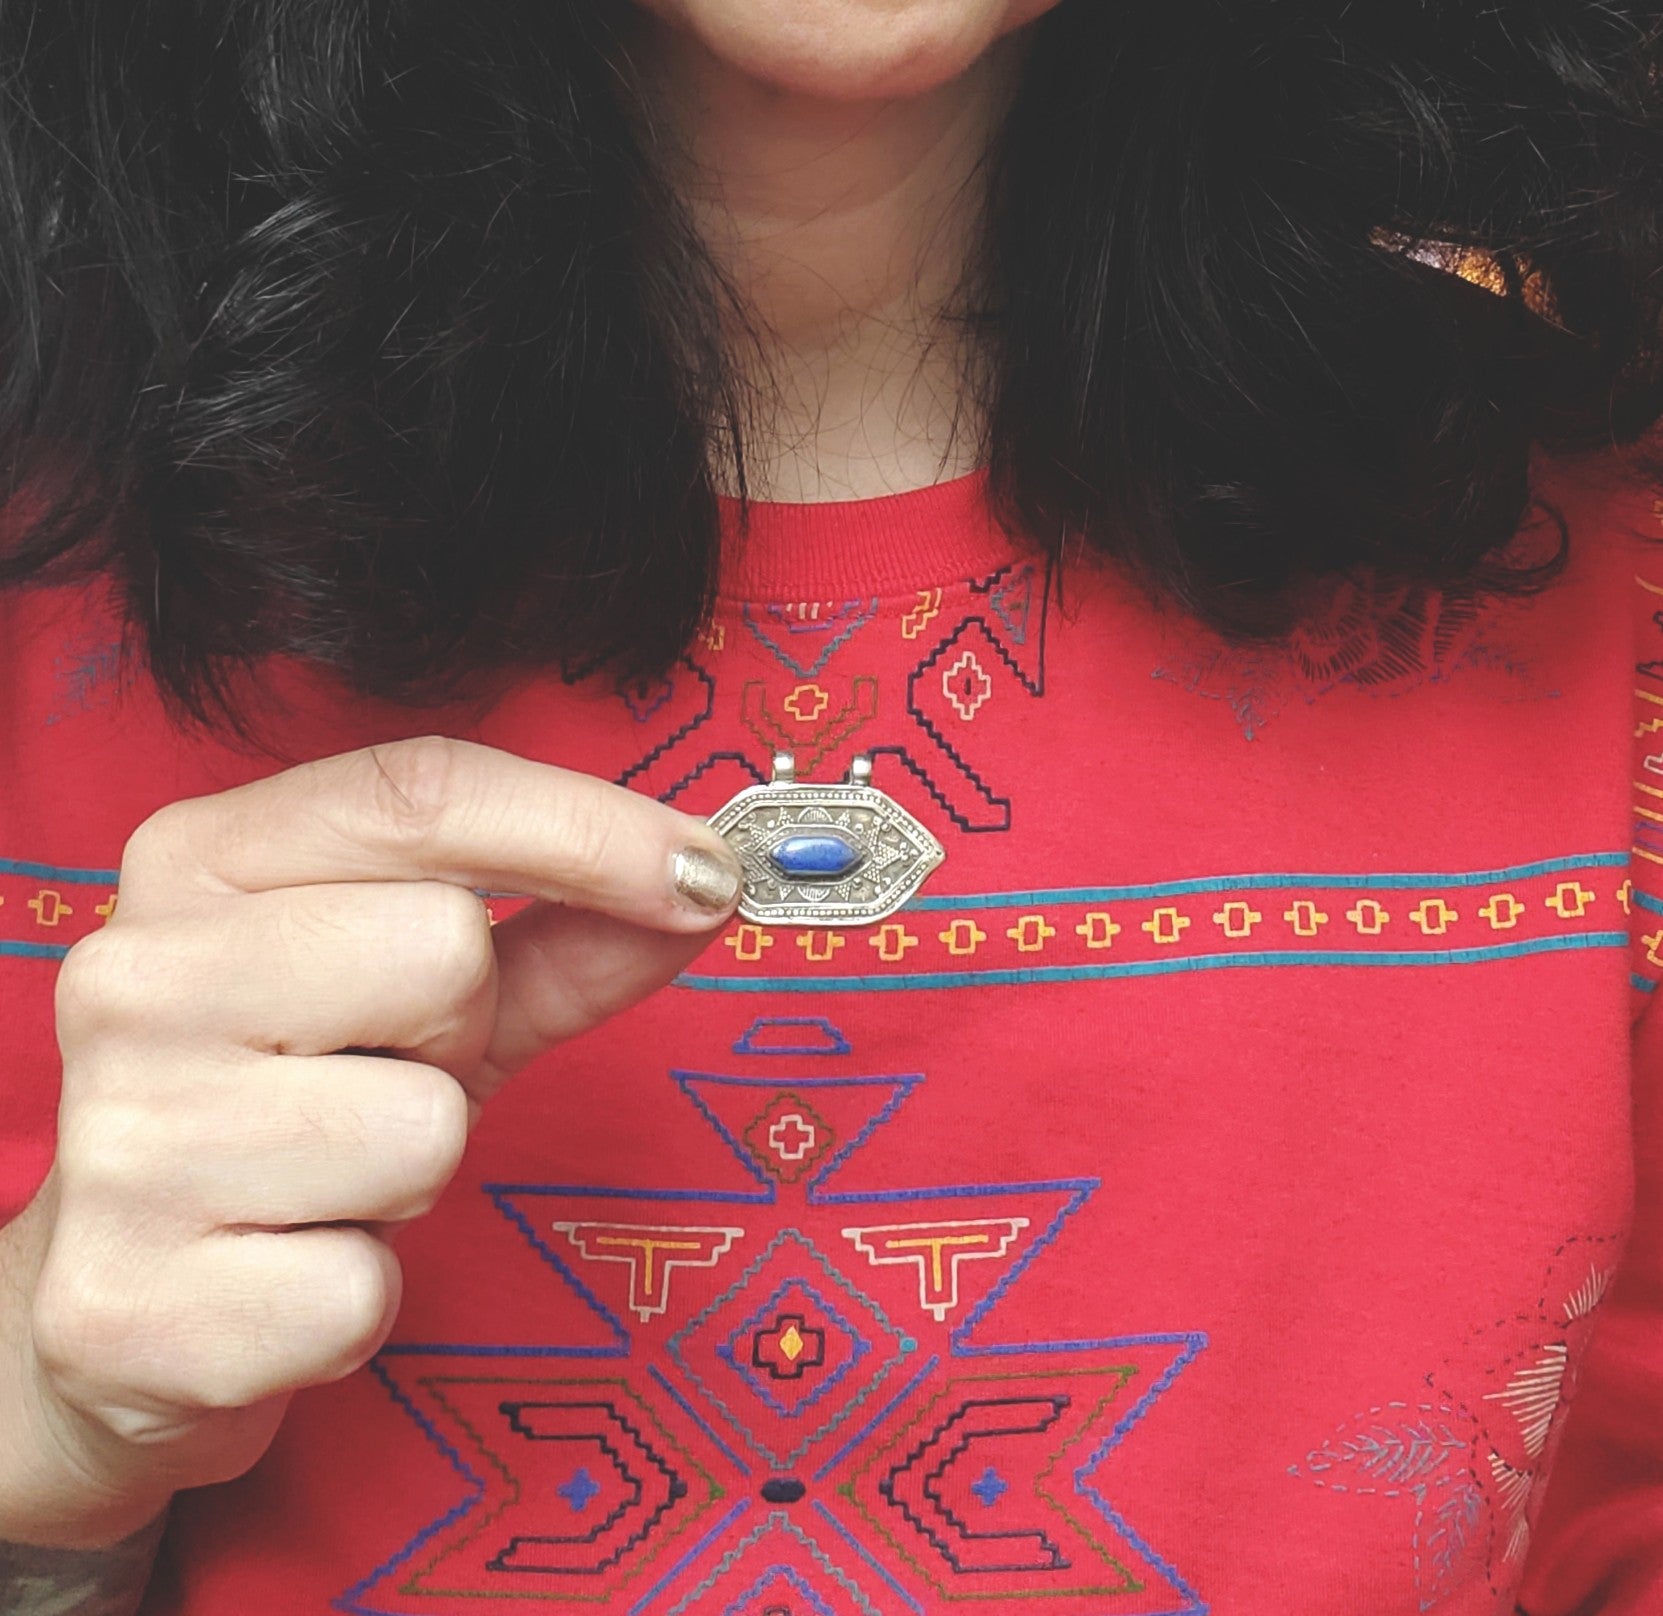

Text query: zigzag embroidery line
(665, 1229), (918, 1471)
(811, 1501), (929, 1615)
(629, 1500), (753, 1616)
(1069, 1344), (1211, 1616)
(658, 748), (767, 807)
(740, 599), (882, 679)
(662, 1510), (885, 1616)
(615, 659), (717, 790)
(337, 1362), (488, 1616)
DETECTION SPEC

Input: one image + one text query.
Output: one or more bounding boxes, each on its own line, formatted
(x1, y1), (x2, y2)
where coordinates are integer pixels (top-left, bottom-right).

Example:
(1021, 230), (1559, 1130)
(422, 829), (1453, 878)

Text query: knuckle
(190, 1354), (274, 1414)
(554, 787), (619, 882)
(54, 1103), (155, 1196)
(55, 930), (187, 1053)
(118, 802), (188, 885)
(30, 1270), (85, 1377)
(359, 735), (466, 851)
(192, 1236), (397, 1409)
(53, 931), (125, 1041)
(410, 1066), (471, 1188)
(31, 1247), (136, 1389)
(315, 1236), (399, 1373)
(274, 890), (354, 964)
(378, 1065), (469, 1218)
(405, 882), (494, 999)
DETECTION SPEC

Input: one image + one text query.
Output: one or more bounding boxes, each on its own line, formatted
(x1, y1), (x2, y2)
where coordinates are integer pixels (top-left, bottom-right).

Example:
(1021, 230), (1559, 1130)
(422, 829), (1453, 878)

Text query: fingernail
(673, 845), (744, 915)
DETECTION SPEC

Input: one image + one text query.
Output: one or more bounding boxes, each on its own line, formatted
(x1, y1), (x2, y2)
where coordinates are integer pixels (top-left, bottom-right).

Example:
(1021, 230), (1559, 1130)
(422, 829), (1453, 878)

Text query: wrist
(0, 1509), (168, 1616)
(0, 1189), (171, 1549)
(0, 1371), (173, 1550)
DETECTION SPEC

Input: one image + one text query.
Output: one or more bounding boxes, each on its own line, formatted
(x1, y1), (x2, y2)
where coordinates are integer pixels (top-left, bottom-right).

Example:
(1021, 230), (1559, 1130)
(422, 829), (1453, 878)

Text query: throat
(635, 22), (1018, 502)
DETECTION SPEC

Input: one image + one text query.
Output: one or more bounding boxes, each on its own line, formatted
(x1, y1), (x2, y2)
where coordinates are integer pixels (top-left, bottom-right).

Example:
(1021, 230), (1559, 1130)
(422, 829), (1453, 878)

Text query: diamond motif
(743, 1093), (837, 1185)
(668, 1231), (915, 1468)
(721, 1282), (865, 1421)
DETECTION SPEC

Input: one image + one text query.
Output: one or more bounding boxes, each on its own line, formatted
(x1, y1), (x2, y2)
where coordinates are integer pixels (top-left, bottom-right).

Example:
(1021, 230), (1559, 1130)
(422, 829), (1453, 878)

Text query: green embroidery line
(401, 1373), (723, 1600)
(841, 1367), (1152, 1600)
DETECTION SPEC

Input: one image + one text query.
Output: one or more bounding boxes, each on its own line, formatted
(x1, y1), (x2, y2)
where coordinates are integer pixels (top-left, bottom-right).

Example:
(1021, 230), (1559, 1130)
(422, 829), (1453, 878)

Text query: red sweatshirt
(2, 462), (1660, 1615)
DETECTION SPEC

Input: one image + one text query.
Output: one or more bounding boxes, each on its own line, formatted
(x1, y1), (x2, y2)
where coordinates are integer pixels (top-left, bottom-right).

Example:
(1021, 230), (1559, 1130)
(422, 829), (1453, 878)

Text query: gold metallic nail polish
(673, 846), (743, 914)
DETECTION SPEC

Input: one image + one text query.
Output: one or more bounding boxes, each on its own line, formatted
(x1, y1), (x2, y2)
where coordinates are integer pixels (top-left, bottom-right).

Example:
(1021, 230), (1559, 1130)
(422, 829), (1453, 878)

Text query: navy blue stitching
(1072, 1333), (1212, 1616)
(627, 1499), (753, 1616)
(616, 659), (717, 792)
(334, 1361), (488, 1615)
(810, 1500), (929, 1614)
(658, 749), (768, 807)
(740, 600), (880, 678)
(646, 1364), (753, 1476)
(810, 1354), (940, 1483)
(732, 1016), (854, 1055)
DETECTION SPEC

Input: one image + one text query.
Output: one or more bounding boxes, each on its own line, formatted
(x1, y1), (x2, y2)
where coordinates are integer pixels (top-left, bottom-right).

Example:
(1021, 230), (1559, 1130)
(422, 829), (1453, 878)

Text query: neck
(636, 26), (1017, 502)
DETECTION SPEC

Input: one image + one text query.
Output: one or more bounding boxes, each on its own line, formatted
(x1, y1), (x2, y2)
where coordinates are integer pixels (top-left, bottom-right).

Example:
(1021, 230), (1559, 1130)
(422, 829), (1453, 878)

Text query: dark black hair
(0, 0), (1659, 723)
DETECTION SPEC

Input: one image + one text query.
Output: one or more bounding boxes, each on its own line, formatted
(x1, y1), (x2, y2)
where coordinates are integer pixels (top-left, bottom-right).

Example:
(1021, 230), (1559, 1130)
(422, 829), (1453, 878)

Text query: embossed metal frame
(710, 755), (945, 927)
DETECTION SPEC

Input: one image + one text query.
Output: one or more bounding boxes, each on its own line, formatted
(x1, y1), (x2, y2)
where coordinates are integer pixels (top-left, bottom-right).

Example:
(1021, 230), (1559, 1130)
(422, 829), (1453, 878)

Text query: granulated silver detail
(709, 752), (945, 927)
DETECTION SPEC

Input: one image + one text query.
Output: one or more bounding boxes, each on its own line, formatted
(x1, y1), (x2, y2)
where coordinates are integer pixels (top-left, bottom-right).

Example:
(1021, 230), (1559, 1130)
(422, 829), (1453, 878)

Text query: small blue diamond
(971, 1466), (1008, 1508)
(769, 832), (863, 880)
(558, 1466), (601, 1513)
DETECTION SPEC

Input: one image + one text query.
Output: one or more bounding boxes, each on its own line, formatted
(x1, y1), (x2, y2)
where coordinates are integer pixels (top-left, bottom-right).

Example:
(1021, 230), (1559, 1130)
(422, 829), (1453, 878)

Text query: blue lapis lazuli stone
(769, 832), (863, 880)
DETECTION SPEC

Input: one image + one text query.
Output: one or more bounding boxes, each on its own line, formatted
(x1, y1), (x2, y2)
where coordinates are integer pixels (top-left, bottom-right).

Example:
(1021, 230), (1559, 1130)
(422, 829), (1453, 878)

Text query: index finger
(116, 736), (743, 931)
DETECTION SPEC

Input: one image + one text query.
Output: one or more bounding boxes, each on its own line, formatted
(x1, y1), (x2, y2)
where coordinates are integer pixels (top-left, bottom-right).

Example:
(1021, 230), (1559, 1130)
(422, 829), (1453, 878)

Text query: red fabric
(2, 461), (1660, 1613)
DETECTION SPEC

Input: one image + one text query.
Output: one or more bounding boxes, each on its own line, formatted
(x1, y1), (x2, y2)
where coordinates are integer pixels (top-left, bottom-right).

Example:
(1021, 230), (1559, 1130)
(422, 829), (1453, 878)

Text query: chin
(635, 0), (1061, 100)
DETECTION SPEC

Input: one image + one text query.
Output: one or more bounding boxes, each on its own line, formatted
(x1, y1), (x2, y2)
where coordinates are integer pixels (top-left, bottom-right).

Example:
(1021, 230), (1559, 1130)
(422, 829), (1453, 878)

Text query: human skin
(633, 0), (1066, 501)
(633, 0), (1060, 101)
(0, 741), (744, 1553)
(0, 0), (1063, 1600)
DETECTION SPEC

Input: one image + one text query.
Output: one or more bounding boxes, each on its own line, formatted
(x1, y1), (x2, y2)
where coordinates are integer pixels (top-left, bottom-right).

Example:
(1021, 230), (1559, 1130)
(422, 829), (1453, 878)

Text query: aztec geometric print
(1288, 1237), (1619, 1613)
(1153, 577), (1496, 742)
(1631, 571), (1663, 1006)
(0, 853), (1634, 993)
(679, 855), (1634, 995)
(343, 1016), (1208, 1616)
(0, 854), (1634, 1001)
(616, 563), (1046, 833)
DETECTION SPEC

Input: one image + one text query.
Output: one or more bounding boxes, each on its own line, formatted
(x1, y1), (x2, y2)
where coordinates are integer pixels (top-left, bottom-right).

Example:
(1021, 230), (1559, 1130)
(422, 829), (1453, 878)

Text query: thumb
(471, 900), (729, 1100)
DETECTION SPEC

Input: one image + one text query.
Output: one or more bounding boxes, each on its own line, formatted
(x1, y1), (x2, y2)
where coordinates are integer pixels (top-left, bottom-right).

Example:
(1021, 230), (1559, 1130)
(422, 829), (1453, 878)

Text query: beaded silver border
(709, 753), (945, 927)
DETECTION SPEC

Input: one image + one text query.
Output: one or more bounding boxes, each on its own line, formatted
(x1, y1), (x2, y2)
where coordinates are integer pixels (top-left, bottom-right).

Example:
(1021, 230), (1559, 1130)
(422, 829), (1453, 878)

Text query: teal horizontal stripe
(904, 853), (1630, 913)
(677, 931), (1628, 994)
(1, 940), (70, 960)
(1634, 887), (1663, 918)
(447, 858), (1642, 913)
(2, 852), (1629, 907)
(364, 851), (1636, 917)
(1634, 973), (1658, 993)
(3, 854), (1634, 975)
(18, 934), (1625, 980)
(0, 857), (120, 885)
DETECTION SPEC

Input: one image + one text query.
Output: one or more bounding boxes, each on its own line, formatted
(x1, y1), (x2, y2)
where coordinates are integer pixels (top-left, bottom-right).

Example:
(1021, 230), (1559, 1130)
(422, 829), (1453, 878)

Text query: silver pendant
(709, 752), (945, 927)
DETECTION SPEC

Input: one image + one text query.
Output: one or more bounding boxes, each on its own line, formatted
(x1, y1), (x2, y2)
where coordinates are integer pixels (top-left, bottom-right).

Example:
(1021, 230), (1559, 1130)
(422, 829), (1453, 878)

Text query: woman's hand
(1, 737), (742, 1547)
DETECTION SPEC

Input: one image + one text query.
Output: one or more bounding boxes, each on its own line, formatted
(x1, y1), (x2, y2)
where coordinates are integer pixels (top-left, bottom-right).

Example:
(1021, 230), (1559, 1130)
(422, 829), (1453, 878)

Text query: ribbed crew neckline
(715, 470), (1021, 601)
